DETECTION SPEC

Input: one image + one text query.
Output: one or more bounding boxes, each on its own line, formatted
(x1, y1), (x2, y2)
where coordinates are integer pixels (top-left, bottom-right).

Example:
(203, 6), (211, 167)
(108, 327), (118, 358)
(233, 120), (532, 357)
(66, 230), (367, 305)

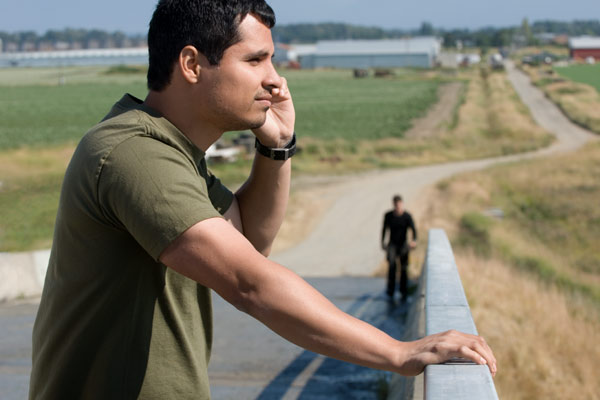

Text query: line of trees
(0, 29), (146, 52)
(2, 19), (599, 52)
(272, 19), (600, 48)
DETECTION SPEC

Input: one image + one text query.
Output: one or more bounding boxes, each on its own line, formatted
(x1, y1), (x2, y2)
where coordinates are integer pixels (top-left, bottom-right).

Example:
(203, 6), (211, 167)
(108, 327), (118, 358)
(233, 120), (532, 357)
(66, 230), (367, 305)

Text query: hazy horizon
(1, 0), (598, 35)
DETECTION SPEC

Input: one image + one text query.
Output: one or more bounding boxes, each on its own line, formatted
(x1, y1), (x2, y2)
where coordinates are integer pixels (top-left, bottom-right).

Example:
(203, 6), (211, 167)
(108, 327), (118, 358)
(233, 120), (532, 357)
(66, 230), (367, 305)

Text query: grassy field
(521, 63), (600, 134)
(285, 67), (553, 178)
(554, 63), (600, 92)
(287, 69), (439, 140)
(0, 65), (553, 251)
(0, 67), (438, 150)
(418, 141), (600, 399)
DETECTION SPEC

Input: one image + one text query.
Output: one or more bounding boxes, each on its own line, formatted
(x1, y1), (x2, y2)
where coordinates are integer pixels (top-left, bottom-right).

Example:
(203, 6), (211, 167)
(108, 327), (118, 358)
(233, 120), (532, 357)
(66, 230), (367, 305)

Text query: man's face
(394, 200), (404, 214)
(198, 14), (281, 132)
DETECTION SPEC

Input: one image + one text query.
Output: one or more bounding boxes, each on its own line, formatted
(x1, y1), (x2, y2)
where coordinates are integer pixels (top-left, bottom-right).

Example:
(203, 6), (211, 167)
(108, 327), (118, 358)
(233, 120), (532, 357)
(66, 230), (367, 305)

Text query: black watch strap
(255, 133), (297, 161)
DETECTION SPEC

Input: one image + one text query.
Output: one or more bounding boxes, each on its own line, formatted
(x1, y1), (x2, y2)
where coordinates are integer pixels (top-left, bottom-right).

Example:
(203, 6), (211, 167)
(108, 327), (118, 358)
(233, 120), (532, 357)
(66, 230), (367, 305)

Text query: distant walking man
(382, 195), (417, 300)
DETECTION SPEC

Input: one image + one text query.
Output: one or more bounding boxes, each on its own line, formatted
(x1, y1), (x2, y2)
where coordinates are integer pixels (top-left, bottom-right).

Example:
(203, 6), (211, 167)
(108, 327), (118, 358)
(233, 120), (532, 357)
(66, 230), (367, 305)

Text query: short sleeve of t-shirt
(97, 135), (233, 261)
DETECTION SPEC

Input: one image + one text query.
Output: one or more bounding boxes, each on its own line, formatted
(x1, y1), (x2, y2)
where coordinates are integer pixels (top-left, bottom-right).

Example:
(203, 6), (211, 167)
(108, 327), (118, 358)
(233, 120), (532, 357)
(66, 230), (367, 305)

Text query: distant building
(569, 36), (600, 61)
(298, 37), (442, 69)
(0, 48), (149, 68)
(287, 44), (317, 63)
(438, 52), (481, 68)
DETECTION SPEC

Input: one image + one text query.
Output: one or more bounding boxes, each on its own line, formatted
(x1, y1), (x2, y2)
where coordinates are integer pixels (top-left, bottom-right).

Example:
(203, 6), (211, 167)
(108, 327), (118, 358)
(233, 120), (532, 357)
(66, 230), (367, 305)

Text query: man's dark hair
(393, 195), (403, 204)
(147, 0), (276, 91)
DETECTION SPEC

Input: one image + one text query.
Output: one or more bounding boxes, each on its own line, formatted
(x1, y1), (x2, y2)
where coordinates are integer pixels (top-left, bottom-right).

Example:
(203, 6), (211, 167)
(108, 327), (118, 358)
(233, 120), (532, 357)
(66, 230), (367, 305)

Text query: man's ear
(178, 45), (202, 84)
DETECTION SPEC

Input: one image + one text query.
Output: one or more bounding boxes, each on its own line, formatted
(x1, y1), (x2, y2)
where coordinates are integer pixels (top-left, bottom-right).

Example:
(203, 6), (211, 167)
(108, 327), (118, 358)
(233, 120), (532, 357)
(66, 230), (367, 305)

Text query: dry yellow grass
(0, 144), (74, 184)
(448, 68), (552, 154)
(416, 142), (600, 399)
(512, 46), (569, 59)
(545, 81), (600, 133)
(458, 252), (600, 400)
(521, 64), (600, 134)
(0, 145), (76, 251)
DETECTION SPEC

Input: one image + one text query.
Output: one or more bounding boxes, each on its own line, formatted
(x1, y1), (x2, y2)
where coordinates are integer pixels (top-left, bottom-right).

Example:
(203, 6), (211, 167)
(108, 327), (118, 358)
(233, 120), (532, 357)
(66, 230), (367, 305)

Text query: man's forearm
(241, 259), (495, 377)
(234, 153), (291, 255)
(161, 217), (497, 378)
(240, 259), (411, 373)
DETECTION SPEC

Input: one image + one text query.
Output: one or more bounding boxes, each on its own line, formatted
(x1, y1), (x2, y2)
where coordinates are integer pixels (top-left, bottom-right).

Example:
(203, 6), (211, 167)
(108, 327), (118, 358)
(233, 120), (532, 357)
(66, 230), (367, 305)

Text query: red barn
(569, 36), (600, 61)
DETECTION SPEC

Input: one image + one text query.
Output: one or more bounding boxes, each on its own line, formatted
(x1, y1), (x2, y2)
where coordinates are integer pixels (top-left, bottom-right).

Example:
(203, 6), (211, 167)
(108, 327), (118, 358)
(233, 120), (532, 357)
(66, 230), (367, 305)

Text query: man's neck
(144, 89), (222, 152)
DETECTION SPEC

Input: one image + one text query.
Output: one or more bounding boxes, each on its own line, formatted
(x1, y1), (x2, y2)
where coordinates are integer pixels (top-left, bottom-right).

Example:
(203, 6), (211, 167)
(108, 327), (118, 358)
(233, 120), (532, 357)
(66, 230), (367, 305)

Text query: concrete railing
(423, 229), (498, 399)
(0, 249), (50, 302)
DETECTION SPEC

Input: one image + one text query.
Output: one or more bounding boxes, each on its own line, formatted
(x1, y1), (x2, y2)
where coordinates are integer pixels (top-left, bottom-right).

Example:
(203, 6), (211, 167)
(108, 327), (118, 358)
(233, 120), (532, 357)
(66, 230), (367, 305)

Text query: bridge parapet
(423, 229), (498, 399)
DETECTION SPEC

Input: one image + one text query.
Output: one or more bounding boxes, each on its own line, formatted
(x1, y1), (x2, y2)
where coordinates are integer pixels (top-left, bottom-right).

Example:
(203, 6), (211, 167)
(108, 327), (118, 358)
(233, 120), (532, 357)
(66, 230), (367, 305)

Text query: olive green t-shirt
(30, 94), (234, 399)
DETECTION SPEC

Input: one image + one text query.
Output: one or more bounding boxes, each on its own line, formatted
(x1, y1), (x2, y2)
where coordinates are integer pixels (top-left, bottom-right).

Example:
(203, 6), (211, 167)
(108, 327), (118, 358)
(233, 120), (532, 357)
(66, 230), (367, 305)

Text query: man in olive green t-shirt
(30, 1), (497, 398)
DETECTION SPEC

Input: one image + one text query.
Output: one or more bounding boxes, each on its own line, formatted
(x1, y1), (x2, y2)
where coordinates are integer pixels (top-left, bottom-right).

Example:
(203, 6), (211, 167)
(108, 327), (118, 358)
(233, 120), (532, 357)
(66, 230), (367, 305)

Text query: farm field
(554, 63), (600, 91)
(0, 65), (552, 251)
(0, 67), (438, 150)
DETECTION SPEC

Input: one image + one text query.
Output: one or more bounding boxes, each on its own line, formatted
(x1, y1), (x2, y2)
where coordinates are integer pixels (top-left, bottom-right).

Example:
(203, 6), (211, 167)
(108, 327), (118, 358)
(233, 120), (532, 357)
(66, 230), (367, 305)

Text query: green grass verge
(554, 64), (600, 92)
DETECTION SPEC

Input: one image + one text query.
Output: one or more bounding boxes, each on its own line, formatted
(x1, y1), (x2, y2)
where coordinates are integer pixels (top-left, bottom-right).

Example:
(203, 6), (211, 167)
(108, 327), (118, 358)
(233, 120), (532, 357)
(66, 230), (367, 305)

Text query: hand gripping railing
(423, 229), (499, 399)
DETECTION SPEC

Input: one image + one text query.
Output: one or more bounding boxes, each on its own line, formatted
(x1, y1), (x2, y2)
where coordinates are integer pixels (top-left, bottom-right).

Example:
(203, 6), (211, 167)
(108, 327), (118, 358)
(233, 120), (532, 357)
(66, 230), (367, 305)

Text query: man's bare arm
(160, 217), (497, 377)
(228, 154), (291, 256)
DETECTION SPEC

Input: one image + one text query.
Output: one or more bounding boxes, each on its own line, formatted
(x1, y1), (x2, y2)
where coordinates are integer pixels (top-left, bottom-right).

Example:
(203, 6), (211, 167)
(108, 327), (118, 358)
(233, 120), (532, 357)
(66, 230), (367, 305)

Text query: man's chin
(248, 114), (268, 130)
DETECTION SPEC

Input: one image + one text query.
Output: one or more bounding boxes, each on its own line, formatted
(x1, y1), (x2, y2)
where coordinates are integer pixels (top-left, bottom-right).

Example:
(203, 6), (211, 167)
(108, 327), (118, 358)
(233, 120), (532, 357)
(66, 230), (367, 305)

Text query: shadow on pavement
(257, 290), (410, 399)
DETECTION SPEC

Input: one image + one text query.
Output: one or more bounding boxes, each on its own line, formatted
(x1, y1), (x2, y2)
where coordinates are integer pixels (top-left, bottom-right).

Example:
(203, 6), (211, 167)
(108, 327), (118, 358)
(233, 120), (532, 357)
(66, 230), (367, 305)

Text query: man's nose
(263, 61), (282, 92)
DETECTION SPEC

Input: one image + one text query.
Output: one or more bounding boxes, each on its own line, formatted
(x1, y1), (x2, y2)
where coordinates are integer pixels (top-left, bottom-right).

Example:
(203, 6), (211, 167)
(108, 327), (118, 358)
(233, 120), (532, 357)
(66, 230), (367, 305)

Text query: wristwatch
(255, 133), (297, 161)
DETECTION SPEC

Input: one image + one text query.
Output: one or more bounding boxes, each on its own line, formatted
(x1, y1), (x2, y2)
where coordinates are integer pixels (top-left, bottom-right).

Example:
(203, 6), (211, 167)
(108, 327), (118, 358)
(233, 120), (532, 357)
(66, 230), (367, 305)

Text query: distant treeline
(2, 19), (599, 52)
(0, 29), (146, 52)
(273, 19), (600, 47)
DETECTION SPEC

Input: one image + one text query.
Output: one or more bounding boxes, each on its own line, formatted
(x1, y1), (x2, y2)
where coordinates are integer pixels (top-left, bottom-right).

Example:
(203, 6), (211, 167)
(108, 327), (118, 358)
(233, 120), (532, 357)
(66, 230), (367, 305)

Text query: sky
(1, 0), (598, 34)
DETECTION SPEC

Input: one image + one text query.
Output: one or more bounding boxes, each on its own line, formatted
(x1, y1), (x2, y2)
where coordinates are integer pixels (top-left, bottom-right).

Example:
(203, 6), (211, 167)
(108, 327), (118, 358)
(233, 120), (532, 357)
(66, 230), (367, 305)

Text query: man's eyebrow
(244, 50), (272, 59)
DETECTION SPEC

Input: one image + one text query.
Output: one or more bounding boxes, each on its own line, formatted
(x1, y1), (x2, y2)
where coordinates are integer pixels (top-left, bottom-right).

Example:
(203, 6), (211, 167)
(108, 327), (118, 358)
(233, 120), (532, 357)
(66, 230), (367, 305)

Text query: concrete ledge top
(423, 229), (498, 400)
(425, 365), (499, 400)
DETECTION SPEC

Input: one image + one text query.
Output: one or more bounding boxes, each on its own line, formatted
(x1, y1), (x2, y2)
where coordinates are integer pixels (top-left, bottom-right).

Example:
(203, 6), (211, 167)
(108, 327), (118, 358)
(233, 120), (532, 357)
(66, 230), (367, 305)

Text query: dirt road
(271, 61), (596, 277)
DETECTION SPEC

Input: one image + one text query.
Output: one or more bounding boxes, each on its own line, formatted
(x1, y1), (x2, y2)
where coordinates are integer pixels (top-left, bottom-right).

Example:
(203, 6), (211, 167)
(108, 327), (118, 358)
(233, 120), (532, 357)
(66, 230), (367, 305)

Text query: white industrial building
(297, 37), (442, 69)
(0, 48), (148, 68)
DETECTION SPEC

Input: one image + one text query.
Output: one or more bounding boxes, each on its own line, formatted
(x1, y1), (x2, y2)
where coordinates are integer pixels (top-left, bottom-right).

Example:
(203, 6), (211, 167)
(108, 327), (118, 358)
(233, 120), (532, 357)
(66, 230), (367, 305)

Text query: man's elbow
(246, 236), (274, 258)
(258, 244), (272, 258)
(227, 281), (269, 319)
(224, 263), (284, 320)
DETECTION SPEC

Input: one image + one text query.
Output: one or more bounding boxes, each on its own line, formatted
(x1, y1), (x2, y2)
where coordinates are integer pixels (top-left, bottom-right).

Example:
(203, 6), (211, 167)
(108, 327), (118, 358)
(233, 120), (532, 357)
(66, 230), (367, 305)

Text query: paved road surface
(0, 278), (407, 400)
(0, 62), (596, 399)
(0, 300), (38, 399)
(209, 278), (407, 399)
